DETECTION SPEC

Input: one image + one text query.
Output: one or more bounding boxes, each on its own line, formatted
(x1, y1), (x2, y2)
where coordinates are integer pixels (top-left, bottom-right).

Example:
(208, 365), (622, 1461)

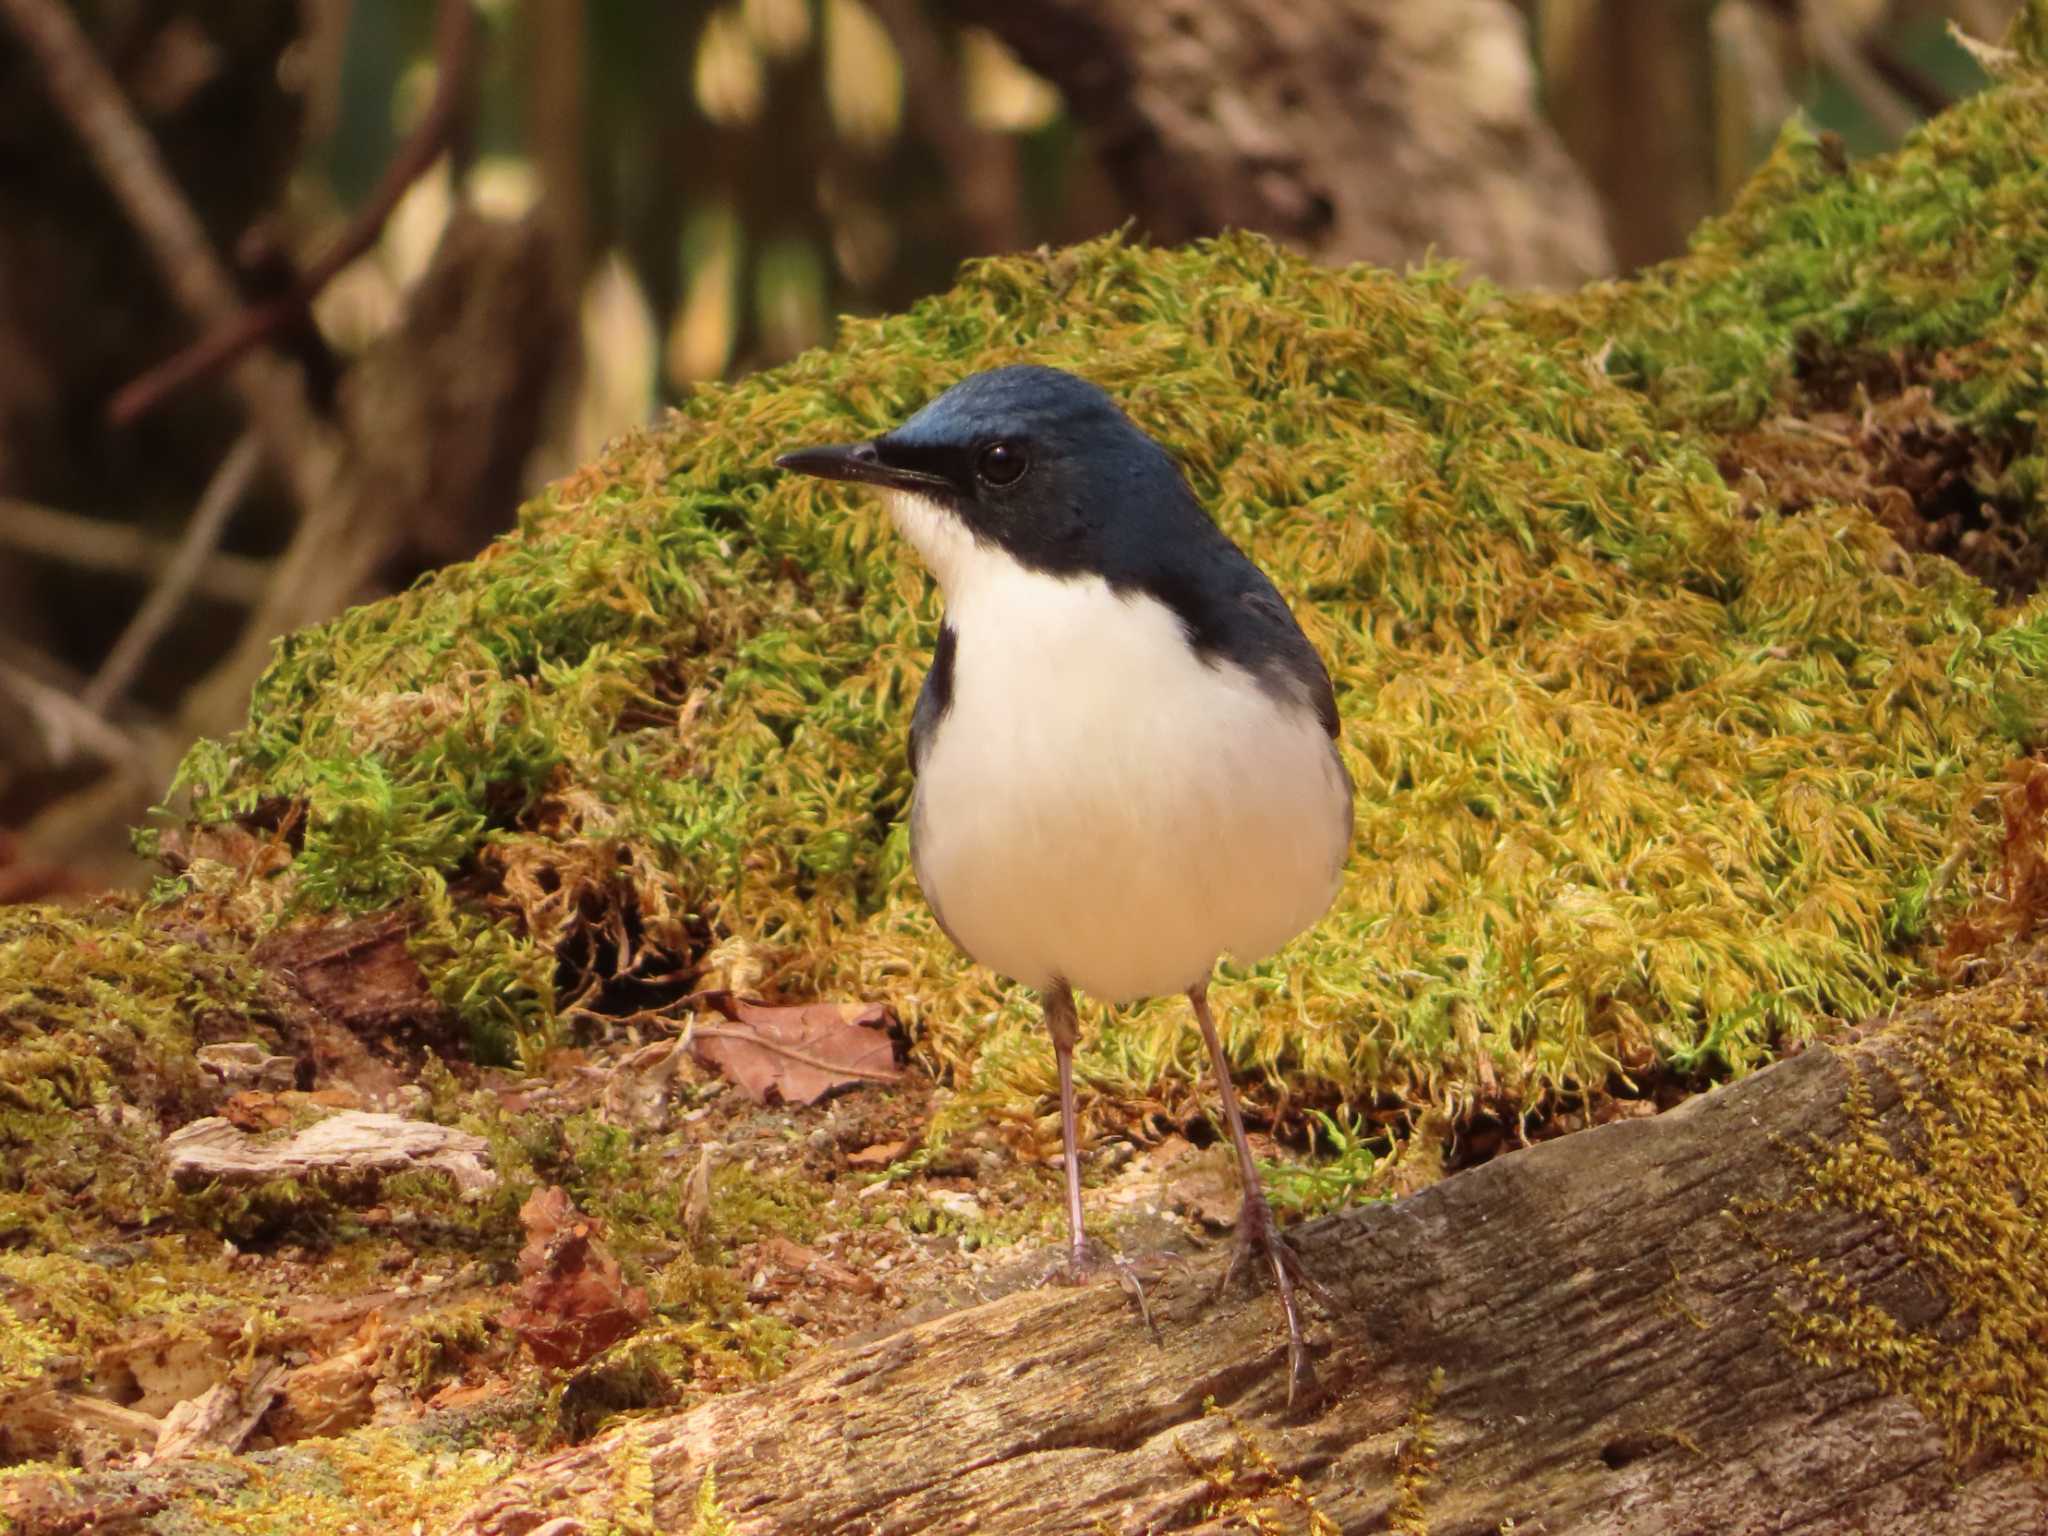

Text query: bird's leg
(1045, 982), (1090, 1275)
(1189, 981), (1319, 1404)
(1042, 984), (1155, 1335)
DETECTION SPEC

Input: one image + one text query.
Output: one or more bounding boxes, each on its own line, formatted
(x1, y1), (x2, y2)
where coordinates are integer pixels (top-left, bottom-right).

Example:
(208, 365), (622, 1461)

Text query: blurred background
(0, 0), (2018, 892)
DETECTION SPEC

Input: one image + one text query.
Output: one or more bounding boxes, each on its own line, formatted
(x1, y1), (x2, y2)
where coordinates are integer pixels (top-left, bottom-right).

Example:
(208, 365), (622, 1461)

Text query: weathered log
(449, 977), (2048, 1535)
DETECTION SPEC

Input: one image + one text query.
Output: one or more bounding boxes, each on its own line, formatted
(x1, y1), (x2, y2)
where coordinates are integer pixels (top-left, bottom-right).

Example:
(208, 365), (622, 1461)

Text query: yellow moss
(152, 1427), (519, 1534)
(686, 1465), (739, 1536)
(0, 1242), (264, 1402)
(1756, 962), (2048, 1466)
(1391, 1368), (1444, 1535)
(1177, 1399), (1340, 1534)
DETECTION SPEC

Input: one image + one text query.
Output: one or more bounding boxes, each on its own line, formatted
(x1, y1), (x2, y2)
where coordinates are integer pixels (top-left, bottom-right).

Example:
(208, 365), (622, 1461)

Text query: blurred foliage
(310, 0), (1094, 471)
(312, 0), (2008, 470)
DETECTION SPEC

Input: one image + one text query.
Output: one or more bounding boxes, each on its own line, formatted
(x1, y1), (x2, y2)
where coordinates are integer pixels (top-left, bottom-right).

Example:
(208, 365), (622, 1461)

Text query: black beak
(773, 442), (950, 496)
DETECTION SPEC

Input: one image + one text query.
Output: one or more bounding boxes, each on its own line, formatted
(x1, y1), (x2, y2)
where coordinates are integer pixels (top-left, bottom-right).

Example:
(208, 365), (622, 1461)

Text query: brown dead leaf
(428, 1380), (511, 1412)
(687, 991), (899, 1105)
(846, 1139), (908, 1168)
(497, 1187), (649, 1370)
(755, 1235), (881, 1297)
(1943, 756), (2048, 970)
(221, 1091), (294, 1132)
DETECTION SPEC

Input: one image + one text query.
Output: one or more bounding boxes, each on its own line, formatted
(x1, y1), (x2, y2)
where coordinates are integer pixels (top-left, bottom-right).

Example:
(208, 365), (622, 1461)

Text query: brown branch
(1862, 31), (1954, 117)
(81, 433), (264, 717)
(1756, 0), (1953, 123)
(0, 659), (140, 771)
(107, 0), (480, 428)
(0, 0), (250, 330)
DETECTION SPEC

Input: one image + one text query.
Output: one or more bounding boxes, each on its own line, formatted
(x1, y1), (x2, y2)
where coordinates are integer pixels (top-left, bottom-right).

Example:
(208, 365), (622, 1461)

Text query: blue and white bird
(777, 364), (1352, 1396)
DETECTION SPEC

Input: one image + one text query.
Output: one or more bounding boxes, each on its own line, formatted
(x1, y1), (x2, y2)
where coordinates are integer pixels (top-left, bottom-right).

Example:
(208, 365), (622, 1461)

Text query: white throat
(884, 489), (1011, 602)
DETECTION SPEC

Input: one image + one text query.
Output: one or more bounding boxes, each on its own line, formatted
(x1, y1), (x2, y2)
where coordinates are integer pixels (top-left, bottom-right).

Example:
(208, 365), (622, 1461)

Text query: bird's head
(774, 365), (1194, 593)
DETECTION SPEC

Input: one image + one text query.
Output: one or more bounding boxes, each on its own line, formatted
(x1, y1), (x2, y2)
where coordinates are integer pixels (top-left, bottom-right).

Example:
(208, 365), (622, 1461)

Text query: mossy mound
(151, 52), (2048, 1131)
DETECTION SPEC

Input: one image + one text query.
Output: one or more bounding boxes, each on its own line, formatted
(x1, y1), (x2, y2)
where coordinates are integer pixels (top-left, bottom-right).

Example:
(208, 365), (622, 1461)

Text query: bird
(775, 364), (1352, 1398)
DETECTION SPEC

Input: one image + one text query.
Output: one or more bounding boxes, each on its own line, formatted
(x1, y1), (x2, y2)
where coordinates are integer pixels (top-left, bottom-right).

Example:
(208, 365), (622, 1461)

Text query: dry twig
(82, 433), (264, 715)
(0, 497), (269, 604)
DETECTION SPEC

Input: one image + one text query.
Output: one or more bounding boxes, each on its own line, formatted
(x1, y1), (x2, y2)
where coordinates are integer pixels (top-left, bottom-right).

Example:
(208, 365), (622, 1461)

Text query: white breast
(893, 494), (1350, 1004)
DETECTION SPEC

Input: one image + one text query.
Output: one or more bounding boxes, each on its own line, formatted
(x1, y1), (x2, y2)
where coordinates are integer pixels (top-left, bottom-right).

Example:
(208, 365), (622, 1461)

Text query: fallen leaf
(755, 1235), (880, 1297)
(846, 1139), (908, 1168)
(686, 991), (899, 1105)
(427, 1380), (510, 1412)
(497, 1187), (649, 1370)
(220, 1091), (294, 1132)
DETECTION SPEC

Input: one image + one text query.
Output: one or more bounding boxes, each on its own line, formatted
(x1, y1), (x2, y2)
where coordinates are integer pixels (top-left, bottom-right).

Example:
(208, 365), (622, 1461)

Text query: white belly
(909, 566), (1350, 1004)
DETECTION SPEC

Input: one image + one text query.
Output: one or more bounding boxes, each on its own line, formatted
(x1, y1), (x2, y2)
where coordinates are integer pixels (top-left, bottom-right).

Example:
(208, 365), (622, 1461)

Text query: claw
(1220, 1193), (1325, 1404)
(1187, 982), (1344, 1408)
(1043, 1237), (1160, 1341)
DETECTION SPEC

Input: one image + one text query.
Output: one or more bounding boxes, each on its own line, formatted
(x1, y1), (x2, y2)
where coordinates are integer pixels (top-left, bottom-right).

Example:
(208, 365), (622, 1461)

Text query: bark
(440, 1015), (2045, 1535)
(1540, 0), (1721, 271)
(957, 0), (1614, 288)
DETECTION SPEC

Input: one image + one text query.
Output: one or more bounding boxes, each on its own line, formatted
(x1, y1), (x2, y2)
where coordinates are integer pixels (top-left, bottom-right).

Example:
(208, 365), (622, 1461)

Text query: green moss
(0, 1240), (268, 1405)
(1569, 88), (2048, 445)
(132, 54), (2048, 1135)
(1261, 1107), (1385, 1218)
(1757, 963), (2048, 1467)
(0, 901), (283, 1237)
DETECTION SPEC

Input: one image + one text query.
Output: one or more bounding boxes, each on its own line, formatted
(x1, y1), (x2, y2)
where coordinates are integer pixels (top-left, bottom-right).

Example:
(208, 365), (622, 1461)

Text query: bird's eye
(976, 442), (1027, 487)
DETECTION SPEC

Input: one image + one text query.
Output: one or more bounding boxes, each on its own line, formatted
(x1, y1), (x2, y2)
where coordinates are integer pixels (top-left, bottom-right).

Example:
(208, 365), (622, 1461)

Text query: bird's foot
(1214, 1195), (1335, 1406)
(1041, 1238), (1160, 1341)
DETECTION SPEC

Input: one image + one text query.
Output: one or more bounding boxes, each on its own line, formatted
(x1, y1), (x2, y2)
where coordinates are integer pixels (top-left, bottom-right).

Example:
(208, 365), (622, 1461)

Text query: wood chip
(149, 1360), (285, 1462)
(161, 1110), (496, 1198)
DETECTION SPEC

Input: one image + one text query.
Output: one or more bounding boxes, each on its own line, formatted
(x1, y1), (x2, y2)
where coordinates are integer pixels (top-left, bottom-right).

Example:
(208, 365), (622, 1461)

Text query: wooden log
(448, 979), (2048, 1535)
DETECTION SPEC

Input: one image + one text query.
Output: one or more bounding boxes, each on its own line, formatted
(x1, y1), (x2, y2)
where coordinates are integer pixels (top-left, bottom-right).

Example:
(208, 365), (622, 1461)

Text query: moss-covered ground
(160, 40), (2048, 1131)
(5, 17), (2048, 1526)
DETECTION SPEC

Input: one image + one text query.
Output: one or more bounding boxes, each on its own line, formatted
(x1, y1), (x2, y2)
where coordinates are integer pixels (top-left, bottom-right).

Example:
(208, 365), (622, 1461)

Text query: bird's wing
(1239, 586), (1340, 738)
(908, 622), (958, 772)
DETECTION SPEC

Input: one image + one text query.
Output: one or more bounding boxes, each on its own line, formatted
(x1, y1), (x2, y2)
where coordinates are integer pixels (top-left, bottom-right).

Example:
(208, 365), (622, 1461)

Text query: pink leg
(1189, 980), (1321, 1404)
